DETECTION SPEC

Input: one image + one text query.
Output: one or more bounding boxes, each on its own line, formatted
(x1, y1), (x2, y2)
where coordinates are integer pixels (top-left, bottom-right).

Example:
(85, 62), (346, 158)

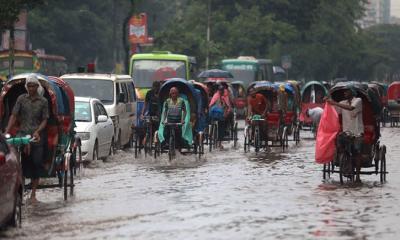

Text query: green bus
(0, 50), (67, 81)
(221, 56), (274, 87)
(129, 51), (196, 100)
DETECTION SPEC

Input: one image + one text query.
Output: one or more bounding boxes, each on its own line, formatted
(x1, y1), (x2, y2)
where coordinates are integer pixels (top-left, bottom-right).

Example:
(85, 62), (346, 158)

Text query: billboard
(128, 13), (148, 44)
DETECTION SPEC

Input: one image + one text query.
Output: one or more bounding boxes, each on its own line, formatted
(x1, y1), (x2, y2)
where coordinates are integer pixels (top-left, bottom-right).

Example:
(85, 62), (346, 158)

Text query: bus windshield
(64, 79), (114, 104)
(222, 63), (256, 86)
(0, 56), (33, 70)
(132, 60), (186, 88)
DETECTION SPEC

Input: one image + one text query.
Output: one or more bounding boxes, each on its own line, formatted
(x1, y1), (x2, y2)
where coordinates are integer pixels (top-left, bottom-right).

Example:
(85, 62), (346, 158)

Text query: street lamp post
(205, 0), (211, 70)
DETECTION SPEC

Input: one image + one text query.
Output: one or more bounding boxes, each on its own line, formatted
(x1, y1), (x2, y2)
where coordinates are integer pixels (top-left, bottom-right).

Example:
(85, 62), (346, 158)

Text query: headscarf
(25, 74), (44, 96)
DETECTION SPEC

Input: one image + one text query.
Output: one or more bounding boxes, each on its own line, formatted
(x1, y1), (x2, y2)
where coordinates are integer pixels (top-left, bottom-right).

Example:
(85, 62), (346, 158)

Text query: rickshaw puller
(247, 88), (270, 121)
(326, 88), (363, 182)
(162, 87), (186, 149)
(141, 81), (161, 146)
(5, 74), (49, 203)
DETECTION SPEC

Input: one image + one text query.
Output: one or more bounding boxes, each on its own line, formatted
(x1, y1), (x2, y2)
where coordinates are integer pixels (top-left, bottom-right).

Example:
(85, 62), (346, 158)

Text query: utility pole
(112, 0), (117, 68)
(205, 0), (211, 70)
(8, 26), (15, 78)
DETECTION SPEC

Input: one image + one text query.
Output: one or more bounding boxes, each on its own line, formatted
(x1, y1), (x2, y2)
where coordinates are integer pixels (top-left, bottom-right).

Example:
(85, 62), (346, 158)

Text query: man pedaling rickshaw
(4, 74), (49, 203)
(326, 87), (364, 183)
(140, 81), (161, 146)
(160, 87), (187, 150)
(246, 87), (270, 141)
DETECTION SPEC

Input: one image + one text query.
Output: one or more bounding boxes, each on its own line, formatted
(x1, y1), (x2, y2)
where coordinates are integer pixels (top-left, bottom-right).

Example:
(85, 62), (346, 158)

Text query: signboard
(128, 13), (148, 44)
(281, 55), (292, 70)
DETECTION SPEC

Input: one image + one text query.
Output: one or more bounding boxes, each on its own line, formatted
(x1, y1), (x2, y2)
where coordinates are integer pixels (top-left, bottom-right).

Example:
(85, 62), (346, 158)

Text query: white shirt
(336, 97), (364, 136)
(308, 107), (324, 124)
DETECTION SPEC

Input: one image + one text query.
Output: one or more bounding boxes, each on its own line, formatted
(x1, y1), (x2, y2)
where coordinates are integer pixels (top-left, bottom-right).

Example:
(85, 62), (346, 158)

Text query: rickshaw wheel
(208, 124), (214, 152)
(64, 169), (68, 200)
(199, 133), (204, 158)
(244, 131), (248, 153)
(380, 145), (387, 183)
(8, 190), (22, 228)
(73, 145), (82, 175)
(134, 132), (139, 158)
(339, 152), (354, 185)
(214, 123), (219, 149)
(70, 163), (74, 196)
(323, 164), (327, 180)
(233, 122), (238, 148)
(281, 127), (288, 152)
(168, 132), (175, 162)
(294, 124), (300, 145)
(254, 126), (260, 154)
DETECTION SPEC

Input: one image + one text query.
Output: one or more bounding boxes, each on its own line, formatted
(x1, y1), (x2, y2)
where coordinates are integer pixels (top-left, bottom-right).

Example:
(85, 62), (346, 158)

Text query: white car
(75, 97), (114, 161)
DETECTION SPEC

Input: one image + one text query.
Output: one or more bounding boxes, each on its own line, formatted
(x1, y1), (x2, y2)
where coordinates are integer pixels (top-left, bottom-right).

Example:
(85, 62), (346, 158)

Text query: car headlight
(77, 132), (90, 141)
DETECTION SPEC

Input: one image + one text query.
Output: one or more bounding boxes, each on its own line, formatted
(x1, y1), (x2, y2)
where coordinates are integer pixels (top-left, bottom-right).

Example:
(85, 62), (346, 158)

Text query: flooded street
(2, 121), (400, 240)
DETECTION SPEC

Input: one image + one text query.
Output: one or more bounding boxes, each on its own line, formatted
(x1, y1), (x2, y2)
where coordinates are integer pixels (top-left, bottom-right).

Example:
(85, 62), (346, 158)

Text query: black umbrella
(197, 69), (233, 78)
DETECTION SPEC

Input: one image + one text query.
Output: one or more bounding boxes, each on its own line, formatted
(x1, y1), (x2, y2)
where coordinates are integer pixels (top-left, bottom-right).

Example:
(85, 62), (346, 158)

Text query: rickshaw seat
(267, 112), (280, 127)
(59, 116), (72, 134)
(46, 125), (59, 148)
(284, 112), (295, 124)
(363, 125), (375, 145)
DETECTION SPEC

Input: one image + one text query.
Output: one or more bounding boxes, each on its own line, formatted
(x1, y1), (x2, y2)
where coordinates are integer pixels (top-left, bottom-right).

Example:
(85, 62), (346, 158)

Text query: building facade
(359, 0), (391, 28)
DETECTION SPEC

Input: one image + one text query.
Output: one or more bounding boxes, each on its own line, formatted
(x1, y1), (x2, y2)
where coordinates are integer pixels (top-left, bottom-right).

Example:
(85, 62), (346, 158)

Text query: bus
(129, 51), (196, 128)
(0, 50), (67, 81)
(221, 56), (274, 87)
(129, 51), (196, 100)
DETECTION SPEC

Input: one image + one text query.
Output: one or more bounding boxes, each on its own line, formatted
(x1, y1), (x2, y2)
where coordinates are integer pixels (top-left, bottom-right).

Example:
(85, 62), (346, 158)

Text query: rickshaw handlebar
(4, 134), (36, 146)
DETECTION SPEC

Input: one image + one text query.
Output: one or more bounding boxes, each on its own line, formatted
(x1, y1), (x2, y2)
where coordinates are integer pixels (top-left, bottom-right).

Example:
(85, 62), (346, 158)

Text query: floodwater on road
(2, 122), (400, 240)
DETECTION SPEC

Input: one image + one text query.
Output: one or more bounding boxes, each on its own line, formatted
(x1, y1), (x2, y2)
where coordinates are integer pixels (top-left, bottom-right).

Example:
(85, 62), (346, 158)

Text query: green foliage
(16, 0), (400, 81)
(28, 0), (131, 71)
(0, 0), (43, 31)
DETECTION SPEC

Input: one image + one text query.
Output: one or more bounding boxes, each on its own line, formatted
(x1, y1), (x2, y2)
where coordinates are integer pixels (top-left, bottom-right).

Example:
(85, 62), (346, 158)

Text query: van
(61, 73), (136, 148)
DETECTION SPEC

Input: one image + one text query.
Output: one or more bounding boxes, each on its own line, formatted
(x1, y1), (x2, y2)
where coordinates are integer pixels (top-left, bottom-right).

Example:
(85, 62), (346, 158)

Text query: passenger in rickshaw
(140, 81), (161, 145)
(209, 84), (232, 149)
(160, 87), (187, 149)
(4, 74), (49, 203)
(326, 87), (364, 182)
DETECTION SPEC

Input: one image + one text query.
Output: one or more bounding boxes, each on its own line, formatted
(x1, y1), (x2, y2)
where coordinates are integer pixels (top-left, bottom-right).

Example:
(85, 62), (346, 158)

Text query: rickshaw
(322, 82), (387, 184)
(387, 81), (400, 127)
(371, 81), (389, 126)
(231, 81), (247, 118)
(0, 73), (80, 200)
(276, 81), (301, 144)
(204, 78), (238, 150)
(299, 81), (328, 135)
(190, 80), (209, 154)
(244, 81), (290, 153)
(153, 78), (205, 160)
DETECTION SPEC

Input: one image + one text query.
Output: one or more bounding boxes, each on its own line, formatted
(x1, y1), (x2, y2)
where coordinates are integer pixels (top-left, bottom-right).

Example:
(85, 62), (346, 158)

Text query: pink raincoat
(315, 103), (340, 164)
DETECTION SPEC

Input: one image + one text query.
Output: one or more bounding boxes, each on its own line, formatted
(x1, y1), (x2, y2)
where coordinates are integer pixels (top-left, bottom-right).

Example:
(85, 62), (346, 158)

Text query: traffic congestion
(0, 52), (398, 239)
(2, 1), (400, 239)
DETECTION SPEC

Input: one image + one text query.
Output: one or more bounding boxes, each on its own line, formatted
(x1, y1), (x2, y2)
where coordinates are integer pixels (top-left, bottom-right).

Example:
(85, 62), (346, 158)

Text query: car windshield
(64, 79), (114, 104)
(75, 101), (92, 122)
(132, 60), (186, 88)
(223, 64), (256, 86)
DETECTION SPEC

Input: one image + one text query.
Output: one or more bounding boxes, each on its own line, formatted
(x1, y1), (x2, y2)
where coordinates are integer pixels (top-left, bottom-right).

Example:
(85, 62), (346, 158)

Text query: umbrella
(198, 69), (233, 78)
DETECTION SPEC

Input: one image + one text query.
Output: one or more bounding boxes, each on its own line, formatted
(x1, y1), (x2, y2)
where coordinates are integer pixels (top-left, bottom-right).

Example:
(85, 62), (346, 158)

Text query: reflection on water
(1, 124), (399, 240)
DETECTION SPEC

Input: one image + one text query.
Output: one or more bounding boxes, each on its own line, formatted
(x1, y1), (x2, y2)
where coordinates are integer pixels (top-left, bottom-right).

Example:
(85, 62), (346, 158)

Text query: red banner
(128, 13), (148, 44)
